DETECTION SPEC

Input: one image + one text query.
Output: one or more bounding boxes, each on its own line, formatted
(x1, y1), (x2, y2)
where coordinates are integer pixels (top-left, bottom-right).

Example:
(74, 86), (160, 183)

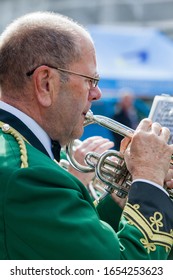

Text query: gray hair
(0, 11), (92, 93)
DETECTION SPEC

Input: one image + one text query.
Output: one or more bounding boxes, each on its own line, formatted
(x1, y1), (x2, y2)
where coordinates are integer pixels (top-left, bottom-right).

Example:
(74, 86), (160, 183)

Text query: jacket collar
(0, 108), (52, 158)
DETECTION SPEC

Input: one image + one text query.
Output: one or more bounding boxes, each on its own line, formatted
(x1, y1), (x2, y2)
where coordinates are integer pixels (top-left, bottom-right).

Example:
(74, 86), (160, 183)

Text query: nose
(89, 86), (102, 101)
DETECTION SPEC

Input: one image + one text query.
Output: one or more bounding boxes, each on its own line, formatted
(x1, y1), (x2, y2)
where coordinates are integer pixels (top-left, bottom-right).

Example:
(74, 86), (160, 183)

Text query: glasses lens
(93, 79), (99, 88)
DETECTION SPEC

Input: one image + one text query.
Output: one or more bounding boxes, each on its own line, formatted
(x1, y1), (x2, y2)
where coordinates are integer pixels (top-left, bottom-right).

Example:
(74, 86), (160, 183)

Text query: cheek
(65, 102), (83, 128)
(72, 79), (89, 99)
(61, 80), (89, 118)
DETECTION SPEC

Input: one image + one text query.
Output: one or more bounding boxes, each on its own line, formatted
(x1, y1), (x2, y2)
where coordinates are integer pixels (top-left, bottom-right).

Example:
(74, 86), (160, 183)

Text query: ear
(33, 66), (58, 107)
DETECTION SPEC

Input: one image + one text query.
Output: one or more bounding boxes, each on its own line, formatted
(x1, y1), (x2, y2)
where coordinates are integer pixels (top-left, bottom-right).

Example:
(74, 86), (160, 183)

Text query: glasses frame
(26, 64), (100, 88)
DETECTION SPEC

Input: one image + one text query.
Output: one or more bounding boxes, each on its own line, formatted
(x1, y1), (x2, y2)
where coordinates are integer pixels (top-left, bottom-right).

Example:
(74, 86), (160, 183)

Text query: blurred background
(0, 0), (173, 141)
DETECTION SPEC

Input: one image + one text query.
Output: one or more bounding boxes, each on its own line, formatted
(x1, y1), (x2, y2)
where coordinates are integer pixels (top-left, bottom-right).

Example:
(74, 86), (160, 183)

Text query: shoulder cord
(0, 121), (29, 168)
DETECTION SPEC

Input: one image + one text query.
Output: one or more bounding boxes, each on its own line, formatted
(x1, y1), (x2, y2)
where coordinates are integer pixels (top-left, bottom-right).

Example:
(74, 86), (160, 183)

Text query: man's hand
(68, 136), (114, 186)
(124, 118), (173, 187)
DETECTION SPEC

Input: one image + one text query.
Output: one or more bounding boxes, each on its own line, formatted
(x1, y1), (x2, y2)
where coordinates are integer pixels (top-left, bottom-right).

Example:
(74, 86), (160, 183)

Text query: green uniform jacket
(0, 119), (173, 260)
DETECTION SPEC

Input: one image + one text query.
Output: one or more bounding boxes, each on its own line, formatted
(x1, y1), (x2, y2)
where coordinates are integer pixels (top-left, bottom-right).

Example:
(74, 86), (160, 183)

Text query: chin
(73, 127), (84, 140)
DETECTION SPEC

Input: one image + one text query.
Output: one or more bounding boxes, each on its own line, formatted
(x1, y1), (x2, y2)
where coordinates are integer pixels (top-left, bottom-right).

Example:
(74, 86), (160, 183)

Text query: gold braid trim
(123, 202), (173, 253)
(0, 121), (29, 168)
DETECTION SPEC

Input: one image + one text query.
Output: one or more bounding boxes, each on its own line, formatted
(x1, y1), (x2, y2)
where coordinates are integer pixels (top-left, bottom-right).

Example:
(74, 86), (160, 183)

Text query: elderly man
(0, 11), (173, 260)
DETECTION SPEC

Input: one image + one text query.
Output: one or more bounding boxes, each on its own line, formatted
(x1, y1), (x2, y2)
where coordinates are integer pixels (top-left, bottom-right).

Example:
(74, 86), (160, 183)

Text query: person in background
(0, 11), (173, 260)
(112, 89), (140, 150)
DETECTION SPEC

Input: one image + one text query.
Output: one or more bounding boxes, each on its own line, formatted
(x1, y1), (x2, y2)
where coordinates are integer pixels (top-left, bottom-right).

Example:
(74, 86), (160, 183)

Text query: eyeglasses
(26, 64), (100, 88)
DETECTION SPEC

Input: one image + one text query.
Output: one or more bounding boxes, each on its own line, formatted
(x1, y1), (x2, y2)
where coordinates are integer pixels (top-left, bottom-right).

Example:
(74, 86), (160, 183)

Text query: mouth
(82, 113), (86, 123)
(83, 107), (91, 116)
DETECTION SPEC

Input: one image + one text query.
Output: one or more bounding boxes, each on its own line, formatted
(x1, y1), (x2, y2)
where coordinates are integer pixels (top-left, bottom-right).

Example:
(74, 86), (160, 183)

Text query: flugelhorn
(66, 110), (173, 203)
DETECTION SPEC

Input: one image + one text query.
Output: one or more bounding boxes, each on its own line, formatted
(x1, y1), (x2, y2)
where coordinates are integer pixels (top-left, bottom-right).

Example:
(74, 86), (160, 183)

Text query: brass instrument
(66, 110), (173, 203)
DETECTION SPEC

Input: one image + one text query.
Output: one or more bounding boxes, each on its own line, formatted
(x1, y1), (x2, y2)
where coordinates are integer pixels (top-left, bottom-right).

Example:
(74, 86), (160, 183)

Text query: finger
(87, 138), (114, 153)
(94, 141), (114, 154)
(151, 122), (162, 135)
(120, 137), (131, 153)
(135, 118), (152, 133)
(165, 180), (173, 189)
(81, 136), (104, 146)
(169, 143), (173, 154)
(77, 137), (114, 152)
(165, 168), (173, 181)
(159, 126), (171, 142)
(78, 136), (105, 149)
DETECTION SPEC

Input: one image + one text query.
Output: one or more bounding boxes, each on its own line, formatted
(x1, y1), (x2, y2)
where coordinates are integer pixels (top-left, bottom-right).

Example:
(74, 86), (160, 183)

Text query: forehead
(81, 36), (96, 56)
(78, 39), (97, 70)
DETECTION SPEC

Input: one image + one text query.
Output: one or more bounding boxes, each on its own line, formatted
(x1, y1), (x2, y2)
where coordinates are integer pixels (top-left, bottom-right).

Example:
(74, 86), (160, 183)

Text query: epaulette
(0, 121), (29, 168)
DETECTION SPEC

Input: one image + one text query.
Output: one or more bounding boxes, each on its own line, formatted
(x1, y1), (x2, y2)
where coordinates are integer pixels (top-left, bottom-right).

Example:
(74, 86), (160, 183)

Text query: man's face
(52, 40), (102, 146)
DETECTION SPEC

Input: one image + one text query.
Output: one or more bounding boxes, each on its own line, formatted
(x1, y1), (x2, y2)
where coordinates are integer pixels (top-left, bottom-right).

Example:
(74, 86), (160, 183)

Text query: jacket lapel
(0, 109), (50, 157)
